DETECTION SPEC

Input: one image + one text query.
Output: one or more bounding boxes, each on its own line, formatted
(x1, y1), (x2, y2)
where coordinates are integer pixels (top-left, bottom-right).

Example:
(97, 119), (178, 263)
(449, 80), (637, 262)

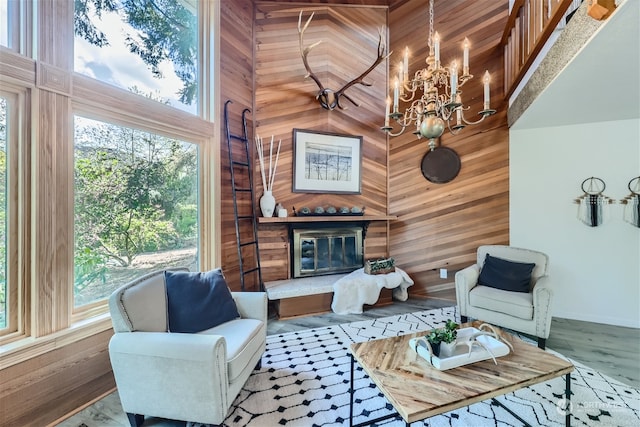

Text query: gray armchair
(455, 245), (553, 349)
(108, 268), (267, 426)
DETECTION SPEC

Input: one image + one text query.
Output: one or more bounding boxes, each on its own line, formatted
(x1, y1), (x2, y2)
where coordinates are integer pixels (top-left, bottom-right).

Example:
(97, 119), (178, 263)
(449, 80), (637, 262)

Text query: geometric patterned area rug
(224, 306), (640, 426)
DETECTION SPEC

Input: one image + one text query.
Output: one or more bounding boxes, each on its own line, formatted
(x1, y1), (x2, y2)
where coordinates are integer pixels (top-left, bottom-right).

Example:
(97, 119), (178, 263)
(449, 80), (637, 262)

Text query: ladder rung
(230, 134), (247, 142)
(237, 215), (254, 220)
(242, 267), (259, 275)
(233, 188), (252, 192)
(232, 160), (249, 167)
(240, 241), (257, 247)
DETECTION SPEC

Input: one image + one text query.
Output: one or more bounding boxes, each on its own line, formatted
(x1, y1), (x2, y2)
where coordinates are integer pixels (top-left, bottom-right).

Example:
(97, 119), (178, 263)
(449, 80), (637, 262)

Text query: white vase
(260, 191), (276, 217)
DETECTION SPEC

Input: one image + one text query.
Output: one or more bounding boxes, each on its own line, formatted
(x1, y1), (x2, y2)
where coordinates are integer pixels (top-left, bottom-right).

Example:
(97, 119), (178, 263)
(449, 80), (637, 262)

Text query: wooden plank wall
(248, 2), (391, 282)
(388, 0), (510, 295)
(0, 330), (115, 426)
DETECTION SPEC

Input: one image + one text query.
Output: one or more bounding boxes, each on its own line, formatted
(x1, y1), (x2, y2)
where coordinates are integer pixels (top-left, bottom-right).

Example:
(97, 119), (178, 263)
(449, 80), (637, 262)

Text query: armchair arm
(233, 292), (267, 323)
(454, 264), (480, 317)
(532, 275), (554, 339)
(109, 332), (229, 423)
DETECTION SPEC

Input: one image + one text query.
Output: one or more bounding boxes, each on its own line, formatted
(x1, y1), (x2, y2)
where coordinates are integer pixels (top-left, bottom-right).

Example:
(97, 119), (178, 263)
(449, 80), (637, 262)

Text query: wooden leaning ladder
(224, 100), (264, 292)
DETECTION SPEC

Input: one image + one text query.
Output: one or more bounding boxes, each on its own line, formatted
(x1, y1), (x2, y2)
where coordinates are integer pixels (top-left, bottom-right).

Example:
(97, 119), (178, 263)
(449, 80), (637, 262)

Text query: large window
(0, 0), (215, 349)
(74, 0), (198, 114)
(74, 116), (199, 307)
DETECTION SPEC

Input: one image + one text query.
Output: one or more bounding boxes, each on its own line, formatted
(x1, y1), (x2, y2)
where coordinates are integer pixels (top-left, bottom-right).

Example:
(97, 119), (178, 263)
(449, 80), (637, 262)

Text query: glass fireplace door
(293, 228), (363, 278)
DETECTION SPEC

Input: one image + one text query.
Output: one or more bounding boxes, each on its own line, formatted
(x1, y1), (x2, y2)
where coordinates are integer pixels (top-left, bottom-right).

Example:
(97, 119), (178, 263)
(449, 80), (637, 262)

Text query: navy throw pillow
(165, 269), (240, 333)
(478, 254), (536, 293)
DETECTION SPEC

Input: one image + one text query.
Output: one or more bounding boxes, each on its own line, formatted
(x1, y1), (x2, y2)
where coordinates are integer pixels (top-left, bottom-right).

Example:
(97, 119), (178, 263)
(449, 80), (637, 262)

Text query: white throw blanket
(331, 267), (414, 315)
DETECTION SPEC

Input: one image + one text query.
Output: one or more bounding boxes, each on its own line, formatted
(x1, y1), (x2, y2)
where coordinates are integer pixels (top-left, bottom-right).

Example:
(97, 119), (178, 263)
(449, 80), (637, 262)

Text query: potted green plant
(426, 319), (459, 358)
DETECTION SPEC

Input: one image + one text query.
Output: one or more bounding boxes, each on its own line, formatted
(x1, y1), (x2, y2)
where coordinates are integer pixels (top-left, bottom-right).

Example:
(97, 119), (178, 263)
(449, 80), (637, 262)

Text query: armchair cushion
(478, 254), (536, 293)
(199, 318), (265, 383)
(165, 269), (240, 333)
(469, 285), (534, 320)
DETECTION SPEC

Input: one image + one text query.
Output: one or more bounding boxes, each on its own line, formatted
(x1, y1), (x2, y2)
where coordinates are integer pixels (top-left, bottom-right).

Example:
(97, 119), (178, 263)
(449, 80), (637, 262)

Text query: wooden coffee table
(349, 323), (574, 426)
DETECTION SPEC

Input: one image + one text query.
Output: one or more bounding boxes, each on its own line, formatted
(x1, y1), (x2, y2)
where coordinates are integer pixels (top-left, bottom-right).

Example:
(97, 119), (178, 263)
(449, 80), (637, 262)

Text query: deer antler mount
(298, 11), (390, 111)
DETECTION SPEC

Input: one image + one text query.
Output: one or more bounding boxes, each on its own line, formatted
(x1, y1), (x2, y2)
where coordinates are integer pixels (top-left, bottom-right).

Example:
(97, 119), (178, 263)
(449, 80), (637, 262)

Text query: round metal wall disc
(420, 146), (461, 183)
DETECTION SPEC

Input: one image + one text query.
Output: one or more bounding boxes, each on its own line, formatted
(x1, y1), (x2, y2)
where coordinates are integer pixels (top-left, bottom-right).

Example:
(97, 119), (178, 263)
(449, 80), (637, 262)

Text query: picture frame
(292, 129), (362, 194)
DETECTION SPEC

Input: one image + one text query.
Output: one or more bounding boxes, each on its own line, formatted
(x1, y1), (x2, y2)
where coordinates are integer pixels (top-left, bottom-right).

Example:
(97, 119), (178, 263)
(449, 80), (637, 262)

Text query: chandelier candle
(383, 0), (496, 146)
(434, 32), (440, 68)
(483, 71), (491, 110)
(403, 47), (409, 81)
(463, 38), (470, 75)
(393, 78), (399, 112)
(450, 61), (458, 100)
(385, 97), (391, 128)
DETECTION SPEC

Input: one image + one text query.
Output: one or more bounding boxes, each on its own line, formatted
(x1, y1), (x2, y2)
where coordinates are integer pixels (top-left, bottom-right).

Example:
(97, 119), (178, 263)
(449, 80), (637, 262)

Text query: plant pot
(260, 191), (275, 217)
(428, 340), (441, 357)
(440, 341), (457, 358)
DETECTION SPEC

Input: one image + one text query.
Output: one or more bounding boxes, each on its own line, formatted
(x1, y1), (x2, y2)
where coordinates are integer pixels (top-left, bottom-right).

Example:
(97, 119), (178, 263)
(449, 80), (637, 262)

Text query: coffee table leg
(565, 373), (571, 427)
(350, 354), (354, 427)
(348, 354), (412, 427)
(491, 398), (531, 427)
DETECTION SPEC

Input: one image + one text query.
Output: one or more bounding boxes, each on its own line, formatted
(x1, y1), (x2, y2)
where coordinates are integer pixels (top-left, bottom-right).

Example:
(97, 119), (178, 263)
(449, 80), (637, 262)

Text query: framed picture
(292, 129), (362, 194)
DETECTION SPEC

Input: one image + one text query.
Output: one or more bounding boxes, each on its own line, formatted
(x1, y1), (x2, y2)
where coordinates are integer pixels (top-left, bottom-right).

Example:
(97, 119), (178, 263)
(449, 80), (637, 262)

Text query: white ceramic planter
(439, 341), (457, 358)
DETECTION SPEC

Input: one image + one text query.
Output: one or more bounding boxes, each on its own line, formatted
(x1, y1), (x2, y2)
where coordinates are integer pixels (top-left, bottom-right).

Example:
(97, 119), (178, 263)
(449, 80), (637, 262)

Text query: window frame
(0, 85), (29, 342)
(70, 107), (204, 320)
(72, 0), (200, 115)
(1, 0), (33, 56)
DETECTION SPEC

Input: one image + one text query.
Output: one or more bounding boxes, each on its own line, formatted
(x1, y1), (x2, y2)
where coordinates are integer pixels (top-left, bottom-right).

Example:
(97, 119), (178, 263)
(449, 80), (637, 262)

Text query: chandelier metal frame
(382, 0), (496, 149)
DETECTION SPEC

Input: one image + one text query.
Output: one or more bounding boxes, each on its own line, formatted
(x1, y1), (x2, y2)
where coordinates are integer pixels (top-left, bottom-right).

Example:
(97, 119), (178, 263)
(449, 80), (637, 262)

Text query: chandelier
(382, 0), (496, 149)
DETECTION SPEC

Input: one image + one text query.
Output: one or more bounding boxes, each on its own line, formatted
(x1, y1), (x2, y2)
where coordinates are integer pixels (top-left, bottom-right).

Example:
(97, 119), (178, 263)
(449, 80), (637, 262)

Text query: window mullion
(32, 89), (73, 337)
(29, 0), (74, 336)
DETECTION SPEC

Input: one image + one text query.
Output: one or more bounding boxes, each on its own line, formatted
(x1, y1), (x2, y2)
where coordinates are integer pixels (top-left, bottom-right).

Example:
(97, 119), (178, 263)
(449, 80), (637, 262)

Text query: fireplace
(292, 226), (364, 278)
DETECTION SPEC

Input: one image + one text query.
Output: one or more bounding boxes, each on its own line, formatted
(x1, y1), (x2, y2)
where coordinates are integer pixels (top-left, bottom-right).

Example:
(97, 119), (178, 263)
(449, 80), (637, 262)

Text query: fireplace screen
(292, 227), (363, 278)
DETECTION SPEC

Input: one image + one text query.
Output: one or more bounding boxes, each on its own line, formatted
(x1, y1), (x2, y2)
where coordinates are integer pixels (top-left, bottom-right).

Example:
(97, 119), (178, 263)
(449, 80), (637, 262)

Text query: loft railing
(502, 0), (575, 99)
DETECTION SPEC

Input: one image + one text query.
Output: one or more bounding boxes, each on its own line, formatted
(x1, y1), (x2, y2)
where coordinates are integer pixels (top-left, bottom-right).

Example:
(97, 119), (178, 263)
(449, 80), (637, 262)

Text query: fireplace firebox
(292, 227), (363, 278)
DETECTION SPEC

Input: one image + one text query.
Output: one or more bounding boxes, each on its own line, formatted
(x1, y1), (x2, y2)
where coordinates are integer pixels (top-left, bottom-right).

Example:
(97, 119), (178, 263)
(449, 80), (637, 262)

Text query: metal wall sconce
(621, 176), (640, 228)
(574, 177), (614, 227)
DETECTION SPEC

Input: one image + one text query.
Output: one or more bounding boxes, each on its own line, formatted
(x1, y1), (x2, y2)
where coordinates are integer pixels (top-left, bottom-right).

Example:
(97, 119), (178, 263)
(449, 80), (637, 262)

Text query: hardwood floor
(58, 295), (639, 426)
(547, 316), (640, 388)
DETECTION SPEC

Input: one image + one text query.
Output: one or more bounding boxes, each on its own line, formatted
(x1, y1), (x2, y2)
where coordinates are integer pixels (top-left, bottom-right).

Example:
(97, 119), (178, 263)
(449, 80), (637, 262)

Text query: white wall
(510, 118), (640, 328)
